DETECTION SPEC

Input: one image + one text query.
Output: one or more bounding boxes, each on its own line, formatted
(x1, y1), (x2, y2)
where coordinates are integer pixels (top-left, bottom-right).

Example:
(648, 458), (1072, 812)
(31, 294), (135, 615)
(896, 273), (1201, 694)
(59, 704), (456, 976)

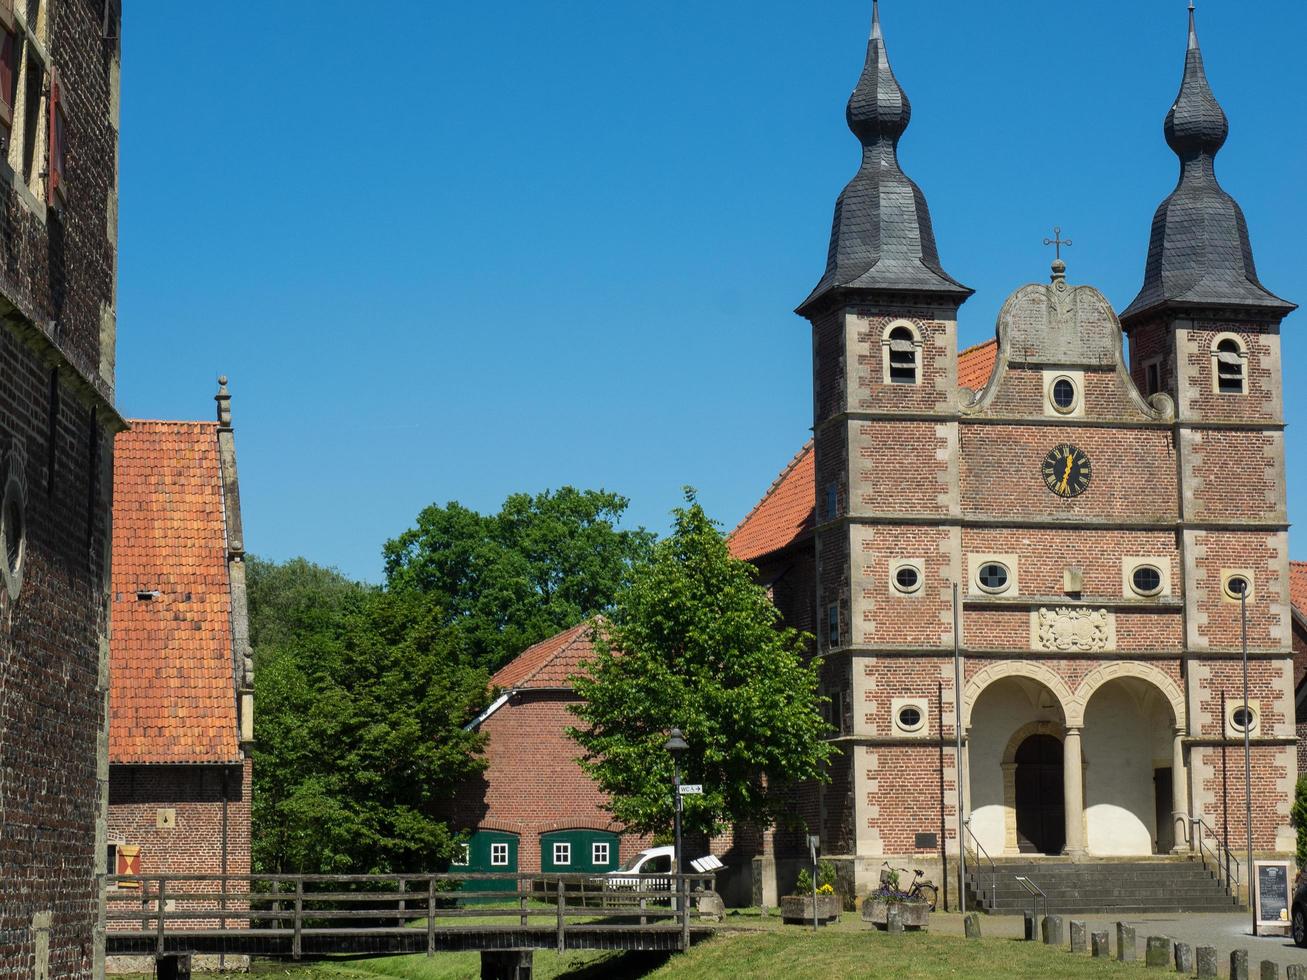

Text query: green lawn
(192, 913), (1157, 980)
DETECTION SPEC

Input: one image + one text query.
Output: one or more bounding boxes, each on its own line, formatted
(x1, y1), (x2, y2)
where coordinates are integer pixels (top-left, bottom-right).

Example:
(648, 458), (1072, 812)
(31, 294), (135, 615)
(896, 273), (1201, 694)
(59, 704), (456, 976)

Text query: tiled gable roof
(110, 421), (241, 765)
(491, 620), (600, 691)
(1290, 562), (1307, 620)
(727, 341), (999, 564)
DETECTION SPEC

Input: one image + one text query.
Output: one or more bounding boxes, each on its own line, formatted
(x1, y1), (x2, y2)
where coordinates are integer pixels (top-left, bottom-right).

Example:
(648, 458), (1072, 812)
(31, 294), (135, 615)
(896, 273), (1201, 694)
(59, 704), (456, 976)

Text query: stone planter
(862, 898), (930, 931)
(779, 893), (841, 925)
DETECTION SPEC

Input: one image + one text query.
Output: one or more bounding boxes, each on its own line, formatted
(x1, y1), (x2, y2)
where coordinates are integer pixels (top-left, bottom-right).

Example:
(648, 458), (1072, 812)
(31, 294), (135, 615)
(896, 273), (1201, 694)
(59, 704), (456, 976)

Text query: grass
(144, 912), (1161, 980)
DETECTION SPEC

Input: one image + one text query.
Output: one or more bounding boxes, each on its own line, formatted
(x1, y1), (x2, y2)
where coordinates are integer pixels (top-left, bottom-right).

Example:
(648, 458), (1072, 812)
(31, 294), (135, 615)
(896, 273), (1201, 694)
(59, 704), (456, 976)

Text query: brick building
(779, 1), (1299, 899)
(104, 381), (254, 964)
(0, 0), (122, 977)
(457, 622), (651, 879)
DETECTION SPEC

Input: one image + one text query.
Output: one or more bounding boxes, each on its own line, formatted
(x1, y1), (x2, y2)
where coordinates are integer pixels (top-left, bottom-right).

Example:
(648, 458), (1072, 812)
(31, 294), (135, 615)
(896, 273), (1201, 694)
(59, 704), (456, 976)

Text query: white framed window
(1043, 370), (1084, 417)
(891, 697), (929, 737)
(970, 554), (1018, 597)
(1123, 558), (1171, 598)
(890, 559), (924, 596)
(490, 842), (509, 867)
(592, 842), (610, 866)
(826, 603), (839, 648)
(1221, 570), (1255, 604)
(553, 842), (572, 866)
(1225, 700), (1261, 737)
(452, 843), (469, 867)
(1211, 334), (1248, 395)
(882, 321), (922, 386)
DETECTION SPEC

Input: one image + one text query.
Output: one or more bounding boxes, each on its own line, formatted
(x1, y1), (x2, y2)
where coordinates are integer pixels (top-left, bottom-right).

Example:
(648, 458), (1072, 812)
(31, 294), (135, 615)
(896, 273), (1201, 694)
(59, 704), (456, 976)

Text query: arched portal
(1014, 734), (1065, 855)
(1081, 676), (1177, 855)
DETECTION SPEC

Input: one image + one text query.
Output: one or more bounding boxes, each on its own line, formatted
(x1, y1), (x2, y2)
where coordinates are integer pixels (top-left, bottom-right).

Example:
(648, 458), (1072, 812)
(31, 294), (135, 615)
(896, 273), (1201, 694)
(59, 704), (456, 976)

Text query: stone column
(1172, 727), (1190, 853)
(1001, 763), (1018, 854)
(1063, 727), (1086, 857)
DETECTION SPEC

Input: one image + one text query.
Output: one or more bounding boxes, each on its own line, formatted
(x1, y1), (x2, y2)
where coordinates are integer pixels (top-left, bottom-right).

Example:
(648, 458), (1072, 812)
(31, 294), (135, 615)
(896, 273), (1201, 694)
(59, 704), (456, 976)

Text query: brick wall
(0, 0), (120, 976)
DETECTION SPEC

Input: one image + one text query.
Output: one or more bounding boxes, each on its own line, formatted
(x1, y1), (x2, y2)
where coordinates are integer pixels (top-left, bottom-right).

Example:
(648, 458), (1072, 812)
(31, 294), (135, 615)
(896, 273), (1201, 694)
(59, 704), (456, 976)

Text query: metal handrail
(962, 819), (997, 906)
(1013, 875), (1046, 930)
(1191, 816), (1241, 896)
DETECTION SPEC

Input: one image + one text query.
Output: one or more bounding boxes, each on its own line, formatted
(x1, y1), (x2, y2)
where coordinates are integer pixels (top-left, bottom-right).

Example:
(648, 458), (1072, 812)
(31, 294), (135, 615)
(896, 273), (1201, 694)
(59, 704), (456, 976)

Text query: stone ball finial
(218, 375), (228, 386)
(1051, 259), (1067, 282)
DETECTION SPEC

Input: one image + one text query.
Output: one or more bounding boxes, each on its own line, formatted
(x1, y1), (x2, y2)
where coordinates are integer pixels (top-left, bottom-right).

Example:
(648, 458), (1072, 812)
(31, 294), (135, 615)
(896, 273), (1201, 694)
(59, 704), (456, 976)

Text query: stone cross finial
(215, 375), (232, 428)
(1044, 227), (1072, 261)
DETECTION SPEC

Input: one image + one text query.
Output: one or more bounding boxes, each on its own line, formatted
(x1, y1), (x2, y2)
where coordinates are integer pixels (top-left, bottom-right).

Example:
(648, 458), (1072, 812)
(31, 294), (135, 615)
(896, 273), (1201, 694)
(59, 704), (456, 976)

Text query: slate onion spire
(798, 1), (971, 315)
(1121, 4), (1293, 323)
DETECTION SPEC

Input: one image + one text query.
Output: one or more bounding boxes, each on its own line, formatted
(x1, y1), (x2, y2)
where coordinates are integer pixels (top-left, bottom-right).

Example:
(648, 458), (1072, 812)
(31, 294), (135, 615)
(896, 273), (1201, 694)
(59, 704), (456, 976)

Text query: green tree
(249, 557), (488, 875)
(567, 492), (833, 838)
(382, 488), (654, 671)
(1291, 774), (1307, 871)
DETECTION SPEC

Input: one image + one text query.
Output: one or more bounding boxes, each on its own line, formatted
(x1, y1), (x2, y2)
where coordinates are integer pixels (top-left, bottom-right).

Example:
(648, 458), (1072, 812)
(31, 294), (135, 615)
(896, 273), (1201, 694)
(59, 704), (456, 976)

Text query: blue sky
(117, 1), (1307, 583)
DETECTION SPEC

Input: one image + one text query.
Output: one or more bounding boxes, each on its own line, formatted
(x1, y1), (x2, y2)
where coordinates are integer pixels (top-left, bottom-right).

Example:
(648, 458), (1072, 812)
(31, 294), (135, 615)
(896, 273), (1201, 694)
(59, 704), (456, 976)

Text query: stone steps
(966, 860), (1242, 914)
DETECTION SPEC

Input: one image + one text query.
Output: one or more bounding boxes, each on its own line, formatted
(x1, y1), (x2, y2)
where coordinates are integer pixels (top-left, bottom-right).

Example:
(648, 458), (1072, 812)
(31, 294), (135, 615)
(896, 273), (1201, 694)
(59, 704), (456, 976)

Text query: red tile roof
(1291, 562), (1307, 619)
(491, 620), (601, 690)
(958, 338), (998, 390)
(110, 421), (241, 765)
(727, 341), (1001, 565)
(727, 442), (816, 564)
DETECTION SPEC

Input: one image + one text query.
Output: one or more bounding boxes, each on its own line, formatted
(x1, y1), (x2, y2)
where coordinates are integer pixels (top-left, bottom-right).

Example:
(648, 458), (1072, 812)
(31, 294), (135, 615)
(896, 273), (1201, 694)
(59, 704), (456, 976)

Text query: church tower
(797, 0), (972, 861)
(1121, 6), (1297, 858)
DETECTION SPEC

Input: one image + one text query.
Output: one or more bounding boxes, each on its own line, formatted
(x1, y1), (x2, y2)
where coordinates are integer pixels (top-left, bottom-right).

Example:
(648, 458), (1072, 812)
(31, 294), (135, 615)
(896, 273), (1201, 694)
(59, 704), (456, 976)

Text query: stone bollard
(1196, 946), (1218, 978)
(1174, 942), (1194, 974)
(1042, 915), (1064, 946)
(1262, 960), (1281, 980)
(1117, 922), (1137, 962)
(963, 912), (981, 939)
(1286, 965), (1307, 980)
(1069, 919), (1087, 954)
(887, 906), (904, 935)
(1230, 949), (1249, 980)
(1023, 912), (1038, 941)
(1146, 936), (1171, 968)
(1091, 931), (1110, 958)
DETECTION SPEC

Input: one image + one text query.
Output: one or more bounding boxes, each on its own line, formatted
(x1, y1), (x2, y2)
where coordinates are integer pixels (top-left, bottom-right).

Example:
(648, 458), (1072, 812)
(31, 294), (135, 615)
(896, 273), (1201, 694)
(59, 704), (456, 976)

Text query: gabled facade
(104, 381), (254, 965)
(782, 1), (1297, 898)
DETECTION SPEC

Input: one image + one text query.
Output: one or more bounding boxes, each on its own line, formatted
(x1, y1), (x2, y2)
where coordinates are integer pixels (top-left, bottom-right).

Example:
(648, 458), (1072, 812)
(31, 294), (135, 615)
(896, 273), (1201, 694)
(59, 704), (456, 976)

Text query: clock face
(1042, 444), (1092, 498)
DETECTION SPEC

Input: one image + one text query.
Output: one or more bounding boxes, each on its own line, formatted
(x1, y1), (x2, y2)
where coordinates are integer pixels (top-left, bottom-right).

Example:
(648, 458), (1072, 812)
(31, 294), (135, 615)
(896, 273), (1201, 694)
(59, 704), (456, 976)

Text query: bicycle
(880, 861), (939, 911)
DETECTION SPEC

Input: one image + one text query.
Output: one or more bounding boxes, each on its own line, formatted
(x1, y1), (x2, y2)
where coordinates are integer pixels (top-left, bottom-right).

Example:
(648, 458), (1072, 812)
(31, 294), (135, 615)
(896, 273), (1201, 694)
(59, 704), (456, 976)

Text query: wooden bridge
(106, 872), (717, 969)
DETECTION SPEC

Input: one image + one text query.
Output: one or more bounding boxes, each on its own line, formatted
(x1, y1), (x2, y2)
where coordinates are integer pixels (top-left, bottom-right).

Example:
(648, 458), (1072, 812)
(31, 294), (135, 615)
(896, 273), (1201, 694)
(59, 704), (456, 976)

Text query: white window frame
(592, 842), (610, 866)
(882, 320), (922, 386)
(1123, 557), (1171, 598)
(452, 842), (470, 867)
(1211, 333), (1248, 395)
(969, 554), (1018, 597)
(891, 697), (929, 737)
(890, 558), (925, 596)
(553, 842), (572, 867)
(490, 842), (509, 867)
(1043, 369), (1085, 418)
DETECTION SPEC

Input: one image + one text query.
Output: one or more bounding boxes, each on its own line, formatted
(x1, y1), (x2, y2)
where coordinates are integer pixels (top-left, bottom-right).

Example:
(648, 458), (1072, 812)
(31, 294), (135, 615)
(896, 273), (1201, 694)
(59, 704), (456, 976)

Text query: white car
(602, 845), (675, 892)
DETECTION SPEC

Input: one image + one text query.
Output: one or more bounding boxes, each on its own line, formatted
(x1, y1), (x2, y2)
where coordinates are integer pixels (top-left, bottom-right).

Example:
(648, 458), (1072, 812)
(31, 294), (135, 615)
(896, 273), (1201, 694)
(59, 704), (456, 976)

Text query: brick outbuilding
(104, 382), (254, 967)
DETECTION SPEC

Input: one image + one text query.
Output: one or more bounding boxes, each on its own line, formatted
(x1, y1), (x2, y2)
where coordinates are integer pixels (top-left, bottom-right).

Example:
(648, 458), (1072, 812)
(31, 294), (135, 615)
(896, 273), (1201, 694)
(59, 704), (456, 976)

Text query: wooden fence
(105, 872), (717, 959)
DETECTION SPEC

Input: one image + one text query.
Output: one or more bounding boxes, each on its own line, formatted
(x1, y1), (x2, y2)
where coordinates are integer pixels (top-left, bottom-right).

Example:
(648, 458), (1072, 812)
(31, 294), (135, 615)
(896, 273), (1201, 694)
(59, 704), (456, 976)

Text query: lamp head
(663, 728), (689, 754)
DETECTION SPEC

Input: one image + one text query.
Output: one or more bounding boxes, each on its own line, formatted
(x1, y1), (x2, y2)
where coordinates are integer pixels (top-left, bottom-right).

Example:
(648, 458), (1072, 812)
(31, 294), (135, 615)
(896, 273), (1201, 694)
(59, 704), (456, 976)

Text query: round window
(897, 706), (924, 732)
(0, 473), (25, 601)
(1231, 706), (1255, 731)
(977, 562), (1010, 594)
(893, 564), (921, 594)
(1225, 575), (1251, 601)
(1130, 565), (1163, 597)
(1050, 377), (1078, 413)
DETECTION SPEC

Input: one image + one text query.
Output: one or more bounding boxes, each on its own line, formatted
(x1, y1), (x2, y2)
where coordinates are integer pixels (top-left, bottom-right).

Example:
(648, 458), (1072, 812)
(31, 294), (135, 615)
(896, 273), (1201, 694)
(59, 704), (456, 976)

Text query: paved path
(929, 910), (1305, 975)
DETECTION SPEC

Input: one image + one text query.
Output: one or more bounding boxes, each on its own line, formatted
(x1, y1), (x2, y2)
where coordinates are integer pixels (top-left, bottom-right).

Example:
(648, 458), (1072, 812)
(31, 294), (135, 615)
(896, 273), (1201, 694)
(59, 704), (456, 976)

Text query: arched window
(1212, 335), (1247, 395)
(883, 322), (921, 386)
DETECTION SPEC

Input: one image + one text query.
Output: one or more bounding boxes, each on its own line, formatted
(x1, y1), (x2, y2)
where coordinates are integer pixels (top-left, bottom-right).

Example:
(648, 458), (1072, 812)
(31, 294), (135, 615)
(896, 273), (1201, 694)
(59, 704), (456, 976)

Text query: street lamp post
(1240, 585), (1253, 935)
(664, 728), (689, 882)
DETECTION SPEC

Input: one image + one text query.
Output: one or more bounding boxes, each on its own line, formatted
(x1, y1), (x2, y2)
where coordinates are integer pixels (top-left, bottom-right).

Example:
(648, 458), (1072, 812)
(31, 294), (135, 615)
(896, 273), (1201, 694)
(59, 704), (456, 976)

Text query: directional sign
(678, 784), (704, 795)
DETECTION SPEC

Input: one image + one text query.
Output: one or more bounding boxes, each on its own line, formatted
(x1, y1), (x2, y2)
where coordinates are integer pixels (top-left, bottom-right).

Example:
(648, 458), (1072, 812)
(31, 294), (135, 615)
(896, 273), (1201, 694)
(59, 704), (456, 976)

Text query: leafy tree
(382, 488), (654, 671)
(568, 492), (833, 838)
(249, 557), (488, 875)
(1291, 774), (1307, 871)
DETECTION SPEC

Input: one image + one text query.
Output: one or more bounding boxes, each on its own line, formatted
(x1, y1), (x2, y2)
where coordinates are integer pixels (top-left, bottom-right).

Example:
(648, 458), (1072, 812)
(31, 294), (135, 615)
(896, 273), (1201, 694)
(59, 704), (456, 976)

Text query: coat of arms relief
(1032, 607), (1115, 652)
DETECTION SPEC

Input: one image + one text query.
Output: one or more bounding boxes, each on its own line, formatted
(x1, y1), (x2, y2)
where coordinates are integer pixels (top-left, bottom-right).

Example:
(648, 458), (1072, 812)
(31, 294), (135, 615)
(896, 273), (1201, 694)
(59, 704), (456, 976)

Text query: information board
(1254, 860), (1291, 936)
